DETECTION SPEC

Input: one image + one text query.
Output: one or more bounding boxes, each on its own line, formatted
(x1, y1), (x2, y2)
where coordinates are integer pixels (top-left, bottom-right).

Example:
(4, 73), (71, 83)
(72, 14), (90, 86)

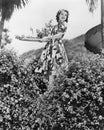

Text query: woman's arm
(50, 32), (65, 40)
(41, 32), (65, 42)
(15, 32), (65, 42)
(15, 35), (43, 42)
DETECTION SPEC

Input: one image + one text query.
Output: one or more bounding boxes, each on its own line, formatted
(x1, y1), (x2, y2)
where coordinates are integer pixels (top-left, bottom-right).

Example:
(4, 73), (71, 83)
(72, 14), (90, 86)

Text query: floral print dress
(35, 23), (68, 78)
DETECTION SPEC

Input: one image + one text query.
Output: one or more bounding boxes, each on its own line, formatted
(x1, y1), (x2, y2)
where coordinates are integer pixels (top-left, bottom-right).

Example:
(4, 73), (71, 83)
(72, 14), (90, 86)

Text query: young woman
(16, 9), (69, 85)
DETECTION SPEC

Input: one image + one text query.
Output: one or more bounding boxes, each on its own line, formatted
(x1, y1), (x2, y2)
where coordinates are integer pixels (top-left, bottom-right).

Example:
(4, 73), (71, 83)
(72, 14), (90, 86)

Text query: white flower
(98, 97), (103, 102)
(99, 115), (103, 120)
(63, 92), (69, 98)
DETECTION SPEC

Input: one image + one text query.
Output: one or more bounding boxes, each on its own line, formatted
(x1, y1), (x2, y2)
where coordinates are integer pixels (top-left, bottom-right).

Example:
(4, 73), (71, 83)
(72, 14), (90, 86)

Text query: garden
(1, 0), (104, 129)
(0, 44), (104, 130)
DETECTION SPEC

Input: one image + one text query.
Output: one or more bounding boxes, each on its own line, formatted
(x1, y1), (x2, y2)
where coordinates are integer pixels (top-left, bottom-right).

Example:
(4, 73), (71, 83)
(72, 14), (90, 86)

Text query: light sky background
(5, 0), (101, 55)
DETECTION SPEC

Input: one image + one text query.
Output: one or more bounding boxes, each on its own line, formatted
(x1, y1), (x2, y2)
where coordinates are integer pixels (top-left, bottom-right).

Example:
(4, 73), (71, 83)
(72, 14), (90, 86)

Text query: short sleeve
(51, 25), (58, 35)
(60, 23), (67, 33)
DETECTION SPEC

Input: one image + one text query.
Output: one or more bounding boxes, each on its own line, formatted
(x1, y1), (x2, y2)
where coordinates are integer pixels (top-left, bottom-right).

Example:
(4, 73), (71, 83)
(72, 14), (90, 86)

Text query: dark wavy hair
(56, 9), (69, 23)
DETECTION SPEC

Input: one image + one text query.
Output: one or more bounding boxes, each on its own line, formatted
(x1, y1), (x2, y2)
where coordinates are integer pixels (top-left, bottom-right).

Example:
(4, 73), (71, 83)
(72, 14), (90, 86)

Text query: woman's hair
(56, 9), (69, 23)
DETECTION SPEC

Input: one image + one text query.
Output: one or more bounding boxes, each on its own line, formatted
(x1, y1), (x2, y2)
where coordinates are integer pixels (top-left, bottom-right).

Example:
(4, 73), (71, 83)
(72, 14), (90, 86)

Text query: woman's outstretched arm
(15, 32), (65, 42)
(41, 32), (65, 42)
(15, 35), (43, 42)
(50, 32), (65, 40)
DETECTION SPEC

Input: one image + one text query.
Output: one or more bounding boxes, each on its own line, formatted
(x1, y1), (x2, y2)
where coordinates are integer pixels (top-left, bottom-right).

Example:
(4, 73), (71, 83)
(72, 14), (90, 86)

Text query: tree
(86, 0), (104, 51)
(0, 0), (29, 48)
(1, 28), (12, 48)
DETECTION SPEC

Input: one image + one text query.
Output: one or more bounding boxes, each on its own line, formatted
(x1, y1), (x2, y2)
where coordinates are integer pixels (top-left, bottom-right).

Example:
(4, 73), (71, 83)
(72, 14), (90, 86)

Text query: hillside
(20, 48), (42, 61)
(20, 34), (89, 63)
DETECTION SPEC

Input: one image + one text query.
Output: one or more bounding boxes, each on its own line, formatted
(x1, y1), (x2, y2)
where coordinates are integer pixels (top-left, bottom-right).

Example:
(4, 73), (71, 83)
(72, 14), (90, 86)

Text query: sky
(5, 0), (101, 55)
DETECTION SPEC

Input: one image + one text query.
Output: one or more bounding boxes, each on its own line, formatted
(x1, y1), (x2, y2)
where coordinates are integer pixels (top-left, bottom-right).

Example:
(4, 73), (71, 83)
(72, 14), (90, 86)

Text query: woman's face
(59, 10), (67, 23)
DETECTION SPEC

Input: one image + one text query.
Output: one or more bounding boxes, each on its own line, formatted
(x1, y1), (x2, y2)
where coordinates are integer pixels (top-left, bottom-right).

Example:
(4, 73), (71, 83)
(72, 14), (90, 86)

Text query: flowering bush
(36, 54), (104, 130)
(0, 49), (48, 129)
(1, 28), (12, 48)
(1, 48), (104, 130)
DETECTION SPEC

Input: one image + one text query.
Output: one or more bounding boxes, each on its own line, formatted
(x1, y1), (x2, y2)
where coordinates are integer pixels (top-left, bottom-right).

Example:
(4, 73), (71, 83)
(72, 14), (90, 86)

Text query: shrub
(1, 49), (104, 130)
(37, 54), (104, 130)
(0, 49), (48, 129)
(0, 49), (18, 86)
(1, 28), (12, 48)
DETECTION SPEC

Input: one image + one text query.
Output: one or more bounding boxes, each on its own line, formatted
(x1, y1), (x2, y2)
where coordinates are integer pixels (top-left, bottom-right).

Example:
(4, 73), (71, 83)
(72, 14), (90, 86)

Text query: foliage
(1, 28), (12, 48)
(0, 49), (48, 130)
(36, 20), (54, 38)
(1, 42), (104, 129)
(1, 0), (29, 21)
(34, 54), (104, 130)
(20, 48), (43, 63)
(86, 0), (98, 12)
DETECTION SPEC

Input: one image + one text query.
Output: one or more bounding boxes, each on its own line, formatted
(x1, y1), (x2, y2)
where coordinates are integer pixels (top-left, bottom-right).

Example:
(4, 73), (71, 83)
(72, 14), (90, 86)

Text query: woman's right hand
(41, 37), (50, 42)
